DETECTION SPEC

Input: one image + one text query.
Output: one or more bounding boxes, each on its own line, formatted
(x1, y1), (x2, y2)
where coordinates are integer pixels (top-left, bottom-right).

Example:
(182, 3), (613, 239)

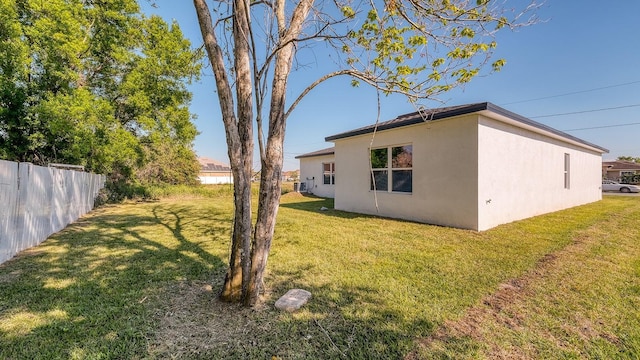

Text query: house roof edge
(483, 102), (609, 154)
(324, 102), (609, 154)
(295, 146), (335, 159)
(324, 102), (491, 142)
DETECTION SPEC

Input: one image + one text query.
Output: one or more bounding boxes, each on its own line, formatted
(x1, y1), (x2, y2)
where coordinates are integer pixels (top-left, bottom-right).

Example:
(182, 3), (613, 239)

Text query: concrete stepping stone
(275, 289), (311, 312)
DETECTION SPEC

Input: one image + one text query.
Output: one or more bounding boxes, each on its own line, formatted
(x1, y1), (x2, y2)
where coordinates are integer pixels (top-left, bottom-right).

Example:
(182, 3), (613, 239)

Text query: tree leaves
(0, 0), (202, 189)
(325, 0), (537, 102)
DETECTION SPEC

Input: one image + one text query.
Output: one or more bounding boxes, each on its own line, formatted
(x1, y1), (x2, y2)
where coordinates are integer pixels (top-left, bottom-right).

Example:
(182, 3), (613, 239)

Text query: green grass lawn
(1, 189), (639, 359)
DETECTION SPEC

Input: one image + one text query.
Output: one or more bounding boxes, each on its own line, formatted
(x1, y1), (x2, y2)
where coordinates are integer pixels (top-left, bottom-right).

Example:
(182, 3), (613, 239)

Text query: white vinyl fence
(0, 160), (105, 265)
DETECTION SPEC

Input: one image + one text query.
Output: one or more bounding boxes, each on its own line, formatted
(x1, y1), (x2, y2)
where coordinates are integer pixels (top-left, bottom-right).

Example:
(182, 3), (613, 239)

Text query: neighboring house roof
(295, 147), (335, 159)
(198, 157), (231, 172)
(603, 160), (640, 171)
(324, 102), (609, 153)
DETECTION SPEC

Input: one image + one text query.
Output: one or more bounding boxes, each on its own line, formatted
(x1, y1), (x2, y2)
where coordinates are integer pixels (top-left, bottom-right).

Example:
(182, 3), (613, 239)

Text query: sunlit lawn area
(1, 188), (639, 359)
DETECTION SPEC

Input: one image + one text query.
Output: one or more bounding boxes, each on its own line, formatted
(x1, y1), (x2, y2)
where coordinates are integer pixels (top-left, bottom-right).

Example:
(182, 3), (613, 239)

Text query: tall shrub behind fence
(0, 160), (105, 265)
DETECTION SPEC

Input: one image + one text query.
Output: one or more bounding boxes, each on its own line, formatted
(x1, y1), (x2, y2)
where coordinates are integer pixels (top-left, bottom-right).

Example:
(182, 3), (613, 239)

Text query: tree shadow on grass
(1, 199), (457, 360)
(0, 202), (230, 359)
(280, 195), (386, 222)
(144, 261), (439, 360)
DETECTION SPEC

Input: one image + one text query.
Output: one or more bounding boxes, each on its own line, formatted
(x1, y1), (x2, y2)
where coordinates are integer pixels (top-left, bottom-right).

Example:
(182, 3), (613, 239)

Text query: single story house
(198, 157), (233, 184)
(295, 147), (335, 198)
(602, 160), (640, 182)
(297, 102), (608, 231)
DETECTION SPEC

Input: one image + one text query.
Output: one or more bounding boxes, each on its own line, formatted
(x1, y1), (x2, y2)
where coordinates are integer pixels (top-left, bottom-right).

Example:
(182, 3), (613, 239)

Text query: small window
(370, 145), (412, 193)
(370, 148), (388, 168)
(564, 153), (570, 189)
(323, 162), (335, 185)
(370, 148), (387, 191)
(392, 170), (412, 192)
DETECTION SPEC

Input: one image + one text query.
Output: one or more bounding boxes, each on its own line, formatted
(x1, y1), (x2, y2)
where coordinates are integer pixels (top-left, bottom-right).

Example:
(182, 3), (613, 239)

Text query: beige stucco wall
(476, 115), (603, 230)
(334, 115), (480, 229)
(299, 154), (336, 198)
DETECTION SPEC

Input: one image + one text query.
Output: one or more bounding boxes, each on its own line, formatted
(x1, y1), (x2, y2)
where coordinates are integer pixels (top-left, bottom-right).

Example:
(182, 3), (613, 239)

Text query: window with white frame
(370, 145), (412, 193)
(564, 153), (570, 189)
(621, 171), (635, 177)
(323, 162), (335, 185)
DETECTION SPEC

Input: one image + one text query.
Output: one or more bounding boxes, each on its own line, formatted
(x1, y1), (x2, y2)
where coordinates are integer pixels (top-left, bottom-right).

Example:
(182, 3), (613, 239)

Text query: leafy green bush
(620, 174), (640, 184)
(103, 179), (151, 202)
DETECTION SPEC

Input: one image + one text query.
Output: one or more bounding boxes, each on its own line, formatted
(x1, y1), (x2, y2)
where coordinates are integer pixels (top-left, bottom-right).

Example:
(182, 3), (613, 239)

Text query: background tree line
(617, 156), (640, 163)
(0, 0), (203, 199)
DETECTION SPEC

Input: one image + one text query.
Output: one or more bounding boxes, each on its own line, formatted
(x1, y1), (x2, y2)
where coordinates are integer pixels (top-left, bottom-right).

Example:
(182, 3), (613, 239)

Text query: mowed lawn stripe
(411, 195), (640, 359)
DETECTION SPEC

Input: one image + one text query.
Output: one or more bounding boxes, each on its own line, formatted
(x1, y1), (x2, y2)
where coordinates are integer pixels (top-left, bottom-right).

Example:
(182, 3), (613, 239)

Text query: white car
(602, 180), (640, 193)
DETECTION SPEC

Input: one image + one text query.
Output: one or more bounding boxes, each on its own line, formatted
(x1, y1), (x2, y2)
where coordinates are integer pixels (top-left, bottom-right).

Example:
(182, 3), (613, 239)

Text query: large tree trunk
(246, 131), (284, 306)
(232, 0), (254, 300)
(193, 0), (253, 302)
(244, 0), (313, 307)
(221, 0), (254, 302)
(220, 172), (251, 302)
(196, 0), (314, 306)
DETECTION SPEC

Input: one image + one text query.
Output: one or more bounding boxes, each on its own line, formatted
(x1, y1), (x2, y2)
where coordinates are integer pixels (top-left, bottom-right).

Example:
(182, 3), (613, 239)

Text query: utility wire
(530, 103), (640, 119)
(562, 122), (640, 132)
(501, 80), (640, 105)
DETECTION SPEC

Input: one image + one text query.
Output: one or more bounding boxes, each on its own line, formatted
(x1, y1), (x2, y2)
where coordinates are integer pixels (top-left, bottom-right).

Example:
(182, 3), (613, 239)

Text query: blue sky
(141, 1), (640, 170)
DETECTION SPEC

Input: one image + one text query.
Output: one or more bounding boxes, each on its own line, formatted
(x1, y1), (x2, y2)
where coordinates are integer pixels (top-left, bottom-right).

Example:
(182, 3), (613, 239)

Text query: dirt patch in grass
(148, 278), (278, 358)
(149, 280), (242, 357)
(407, 227), (621, 359)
